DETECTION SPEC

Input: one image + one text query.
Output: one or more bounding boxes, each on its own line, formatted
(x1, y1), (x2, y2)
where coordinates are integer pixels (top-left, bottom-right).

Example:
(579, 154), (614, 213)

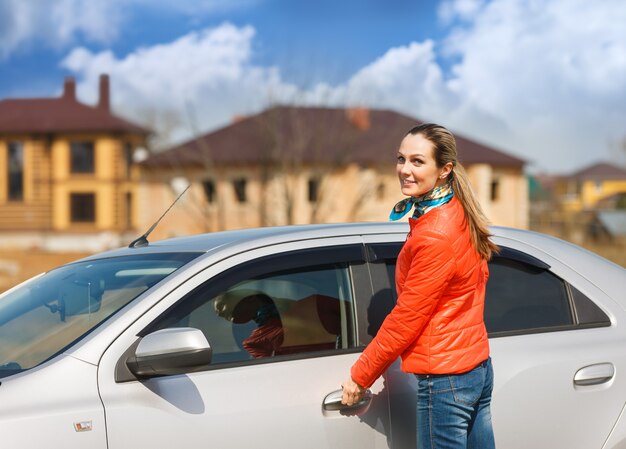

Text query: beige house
(0, 75), (149, 251)
(139, 106), (527, 241)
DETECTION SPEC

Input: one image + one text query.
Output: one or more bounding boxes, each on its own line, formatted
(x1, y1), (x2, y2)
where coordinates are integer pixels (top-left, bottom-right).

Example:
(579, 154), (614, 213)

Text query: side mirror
(124, 328), (212, 379)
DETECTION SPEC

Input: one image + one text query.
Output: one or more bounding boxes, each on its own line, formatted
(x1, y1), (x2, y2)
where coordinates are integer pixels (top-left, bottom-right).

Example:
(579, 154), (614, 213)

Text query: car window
(484, 256), (573, 333)
(0, 252), (201, 379)
(147, 246), (360, 366)
(369, 243), (610, 337)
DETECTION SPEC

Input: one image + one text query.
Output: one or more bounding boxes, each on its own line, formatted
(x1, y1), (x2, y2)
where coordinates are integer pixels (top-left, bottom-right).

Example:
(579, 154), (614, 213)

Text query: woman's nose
(399, 162), (411, 175)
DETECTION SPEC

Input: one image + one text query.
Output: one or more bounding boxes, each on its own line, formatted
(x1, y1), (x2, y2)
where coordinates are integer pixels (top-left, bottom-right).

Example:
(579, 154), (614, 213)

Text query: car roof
(74, 222), (408, 261)
(79, 222), (409, 261)
(77, 222), (600, 260)
(74, 223), (625, 290)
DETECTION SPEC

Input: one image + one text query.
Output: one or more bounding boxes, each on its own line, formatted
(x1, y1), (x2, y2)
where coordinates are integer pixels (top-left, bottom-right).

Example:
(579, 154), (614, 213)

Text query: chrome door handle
(574, 363), (615, 386)
(323, 389), (372, 411)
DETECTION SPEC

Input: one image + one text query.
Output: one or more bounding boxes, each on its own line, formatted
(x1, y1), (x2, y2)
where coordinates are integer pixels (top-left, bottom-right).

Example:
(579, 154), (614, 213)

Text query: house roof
(0, 76), (149, 136)
(570, 163), (626, 181)
(143, 106), (525, 168)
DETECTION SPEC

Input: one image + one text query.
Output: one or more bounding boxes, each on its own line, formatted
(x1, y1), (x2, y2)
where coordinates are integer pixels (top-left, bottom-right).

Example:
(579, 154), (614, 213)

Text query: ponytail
(449, 163), (499, 260)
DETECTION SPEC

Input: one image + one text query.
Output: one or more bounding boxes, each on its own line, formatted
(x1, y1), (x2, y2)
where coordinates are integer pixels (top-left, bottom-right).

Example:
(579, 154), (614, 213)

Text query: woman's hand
(341, 377), (366, 406)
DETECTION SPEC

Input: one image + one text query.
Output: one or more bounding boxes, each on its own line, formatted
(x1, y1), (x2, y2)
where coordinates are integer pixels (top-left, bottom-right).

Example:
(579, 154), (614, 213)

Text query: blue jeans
(415, 358), (495, 449)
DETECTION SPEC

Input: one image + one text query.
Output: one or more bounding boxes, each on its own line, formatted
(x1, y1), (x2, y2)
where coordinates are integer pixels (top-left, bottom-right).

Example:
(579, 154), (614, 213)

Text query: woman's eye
(397, 156), (405, 164)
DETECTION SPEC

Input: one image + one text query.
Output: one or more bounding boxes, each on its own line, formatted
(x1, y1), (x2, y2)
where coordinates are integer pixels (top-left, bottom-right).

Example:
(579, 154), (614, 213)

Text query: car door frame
(97, 235), (393, 449)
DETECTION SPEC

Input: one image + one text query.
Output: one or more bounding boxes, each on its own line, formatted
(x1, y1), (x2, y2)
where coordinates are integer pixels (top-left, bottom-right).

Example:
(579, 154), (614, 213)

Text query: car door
(485, 239), (625, 449)
(97, 238), (391, 449)
(364, 236), (626, 449)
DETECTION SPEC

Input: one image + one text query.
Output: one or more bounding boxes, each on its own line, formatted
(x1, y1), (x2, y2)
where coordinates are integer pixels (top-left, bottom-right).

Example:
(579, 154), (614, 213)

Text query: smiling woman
(342, 123), (498, 449)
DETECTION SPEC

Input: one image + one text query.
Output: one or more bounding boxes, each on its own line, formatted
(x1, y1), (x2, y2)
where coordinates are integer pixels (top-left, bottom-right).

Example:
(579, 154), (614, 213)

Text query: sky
(0, 0), (625, 174)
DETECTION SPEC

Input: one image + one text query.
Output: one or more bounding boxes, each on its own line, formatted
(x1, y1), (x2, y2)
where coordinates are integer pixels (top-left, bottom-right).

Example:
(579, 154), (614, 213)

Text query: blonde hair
(407, 123), (499, 260)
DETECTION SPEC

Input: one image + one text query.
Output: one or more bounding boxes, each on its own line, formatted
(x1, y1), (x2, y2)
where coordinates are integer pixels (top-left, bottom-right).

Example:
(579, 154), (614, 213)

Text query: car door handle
(323, 389), (372, 411)
(574, 363), (615, 386)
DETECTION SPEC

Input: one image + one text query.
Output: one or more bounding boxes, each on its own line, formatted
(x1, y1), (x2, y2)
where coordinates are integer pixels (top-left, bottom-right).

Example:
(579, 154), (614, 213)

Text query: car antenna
(128, 184), (190, 248)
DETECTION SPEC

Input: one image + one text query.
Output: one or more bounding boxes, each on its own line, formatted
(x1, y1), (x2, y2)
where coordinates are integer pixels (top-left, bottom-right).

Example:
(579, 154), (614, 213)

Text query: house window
(124, 143), (134, 179)
(70, 141), (95, 173)
(308, 178), (320, 203)
(202, 180), (216, 203)
(233, 178), (247, 203)
(70, 193), (96, 223)
(491, 179), (500, 202)
(7, 141), (24, 201)
(125, 192), (133, 229)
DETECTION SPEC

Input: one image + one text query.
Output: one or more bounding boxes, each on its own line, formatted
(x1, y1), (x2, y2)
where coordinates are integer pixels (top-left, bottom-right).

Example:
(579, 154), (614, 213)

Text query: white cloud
(0, 0), (121, 58)
(60, 30), (465, 148)
(0, 0), (258, 59)
(438, 0), (487, 24)
(438, 0), (626, 171)
(59, 1), (626, 173)
(61, 23), (299, 144)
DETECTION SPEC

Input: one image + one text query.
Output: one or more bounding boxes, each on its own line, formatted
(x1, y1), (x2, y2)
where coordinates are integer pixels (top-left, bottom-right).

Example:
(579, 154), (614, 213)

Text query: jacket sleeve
(351, 231), (456, 388)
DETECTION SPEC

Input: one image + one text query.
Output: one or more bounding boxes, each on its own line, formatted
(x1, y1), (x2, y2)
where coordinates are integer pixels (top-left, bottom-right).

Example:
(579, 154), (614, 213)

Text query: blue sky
(1, 0), (625, 174)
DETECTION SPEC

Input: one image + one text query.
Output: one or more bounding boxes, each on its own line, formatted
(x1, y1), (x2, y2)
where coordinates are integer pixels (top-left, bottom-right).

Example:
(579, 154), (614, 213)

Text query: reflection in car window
(377, 244), (610, 336)
(153, 263), (355, 365)
(485, 257), (572, 333)
(0, 253), (201, 379)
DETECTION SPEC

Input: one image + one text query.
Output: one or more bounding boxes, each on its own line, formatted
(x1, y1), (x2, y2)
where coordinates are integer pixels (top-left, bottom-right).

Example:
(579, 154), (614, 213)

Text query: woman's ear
(439, 162), (453, 179)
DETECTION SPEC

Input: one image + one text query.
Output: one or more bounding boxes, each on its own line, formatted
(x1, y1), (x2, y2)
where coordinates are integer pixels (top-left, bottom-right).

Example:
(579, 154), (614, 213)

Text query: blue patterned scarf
(389, 182), (454, 221)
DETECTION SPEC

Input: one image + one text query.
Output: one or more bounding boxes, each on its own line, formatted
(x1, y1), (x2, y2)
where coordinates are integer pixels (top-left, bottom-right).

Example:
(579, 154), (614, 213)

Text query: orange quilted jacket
(351, 197), (490, 388)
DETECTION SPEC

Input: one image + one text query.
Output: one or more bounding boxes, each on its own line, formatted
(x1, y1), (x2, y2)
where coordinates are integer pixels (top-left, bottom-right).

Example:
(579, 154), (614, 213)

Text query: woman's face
(396, 133), (451, 197)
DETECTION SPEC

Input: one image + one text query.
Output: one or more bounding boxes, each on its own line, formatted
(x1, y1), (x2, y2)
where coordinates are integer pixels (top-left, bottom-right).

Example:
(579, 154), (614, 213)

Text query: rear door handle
(323, 389), (372, 411)
(574, 363), (615, 386)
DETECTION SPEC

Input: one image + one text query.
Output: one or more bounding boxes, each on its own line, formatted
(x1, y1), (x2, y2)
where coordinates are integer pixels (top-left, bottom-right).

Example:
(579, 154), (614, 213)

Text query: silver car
(0, 223), (624, 449)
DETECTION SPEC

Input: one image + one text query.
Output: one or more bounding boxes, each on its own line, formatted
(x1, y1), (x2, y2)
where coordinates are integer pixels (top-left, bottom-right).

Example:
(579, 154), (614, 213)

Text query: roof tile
(143, 106), (525, 168)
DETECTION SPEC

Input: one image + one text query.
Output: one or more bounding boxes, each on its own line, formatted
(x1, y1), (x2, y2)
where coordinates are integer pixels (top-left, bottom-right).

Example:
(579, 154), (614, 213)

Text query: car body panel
(0, 222), (625, 449)
(0, 356), (106, 449)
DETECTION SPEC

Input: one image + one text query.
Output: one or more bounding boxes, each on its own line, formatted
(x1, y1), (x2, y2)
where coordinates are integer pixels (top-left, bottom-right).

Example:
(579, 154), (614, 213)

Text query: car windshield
(0, 252), (201, 379)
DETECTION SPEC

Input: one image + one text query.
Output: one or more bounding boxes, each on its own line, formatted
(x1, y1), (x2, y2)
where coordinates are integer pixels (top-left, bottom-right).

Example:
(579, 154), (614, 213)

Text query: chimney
(346, 107), (370, 131)
(98, 74), (110, 111)
(62, 76), (76, 101)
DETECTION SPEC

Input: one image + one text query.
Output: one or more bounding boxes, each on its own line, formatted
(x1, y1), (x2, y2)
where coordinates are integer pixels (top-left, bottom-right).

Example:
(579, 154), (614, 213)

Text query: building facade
(140, 106), (527, 241)
(0, 75), (149, 251)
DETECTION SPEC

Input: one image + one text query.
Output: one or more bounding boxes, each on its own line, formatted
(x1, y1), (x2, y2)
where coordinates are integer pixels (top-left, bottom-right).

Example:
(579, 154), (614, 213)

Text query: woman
(341, 123), (498, 449)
